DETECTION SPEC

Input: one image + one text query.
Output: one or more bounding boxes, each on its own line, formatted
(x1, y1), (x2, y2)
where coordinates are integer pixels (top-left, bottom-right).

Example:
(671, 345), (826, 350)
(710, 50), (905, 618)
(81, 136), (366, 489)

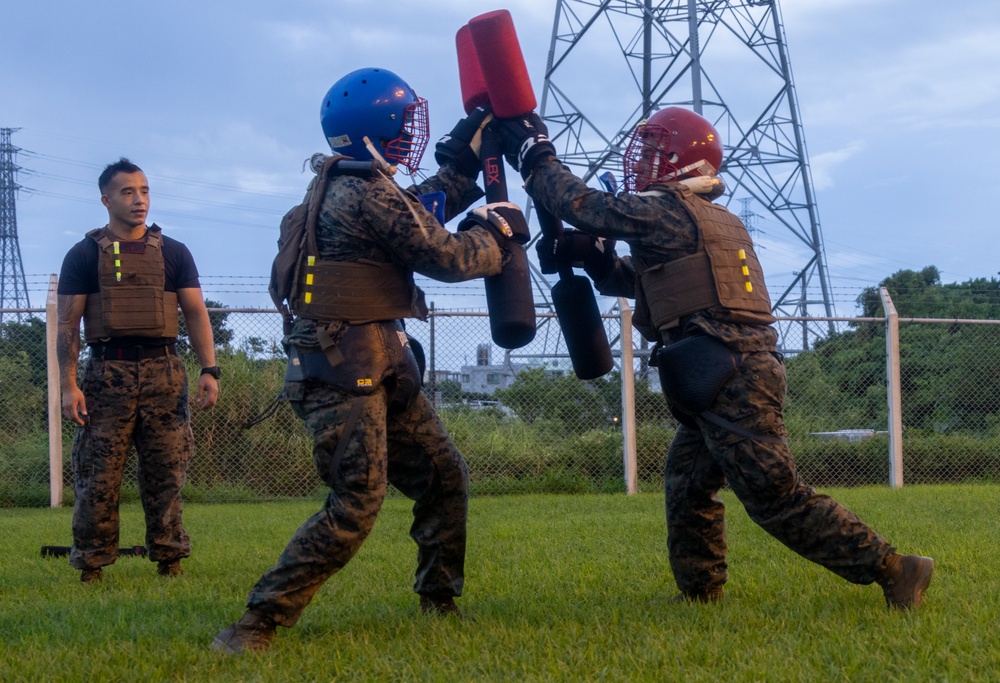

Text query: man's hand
(196, 374), (219, 410)
(62, 384), (88, 426)
(535, 228), (616, 280)
(490, 112), (557, 179)
(434, 105), (493, 179)
(458, 202), (531, 246)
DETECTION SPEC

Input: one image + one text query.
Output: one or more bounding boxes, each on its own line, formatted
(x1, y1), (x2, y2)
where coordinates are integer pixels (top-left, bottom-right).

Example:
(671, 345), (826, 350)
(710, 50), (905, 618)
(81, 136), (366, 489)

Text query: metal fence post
(428, 301), (436, 408)
(880, 287), (904, 488)
(619, 298), (637, 494)
(45, 274), (63, 507)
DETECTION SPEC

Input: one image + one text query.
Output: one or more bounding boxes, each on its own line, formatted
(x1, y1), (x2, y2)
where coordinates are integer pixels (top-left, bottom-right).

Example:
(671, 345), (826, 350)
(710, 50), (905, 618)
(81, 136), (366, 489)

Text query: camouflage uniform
(525, 159), (894, 596)
(245, 162), (501, 626)
(71, 354), (193, 569)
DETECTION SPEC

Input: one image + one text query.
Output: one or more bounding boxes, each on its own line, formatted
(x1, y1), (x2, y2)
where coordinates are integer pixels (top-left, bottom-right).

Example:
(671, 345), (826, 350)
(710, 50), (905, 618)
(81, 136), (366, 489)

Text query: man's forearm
(184, 308), (217, 368)
(56, 326), (81, 389)
(56, 294), (84, 389)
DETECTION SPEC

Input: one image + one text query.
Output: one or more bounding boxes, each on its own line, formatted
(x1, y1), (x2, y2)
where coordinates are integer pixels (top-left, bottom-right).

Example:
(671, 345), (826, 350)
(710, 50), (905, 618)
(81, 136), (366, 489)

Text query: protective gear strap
(316, 321), (347, 368)
(698, 410), (788, 445)
(329, 397), (368, 491)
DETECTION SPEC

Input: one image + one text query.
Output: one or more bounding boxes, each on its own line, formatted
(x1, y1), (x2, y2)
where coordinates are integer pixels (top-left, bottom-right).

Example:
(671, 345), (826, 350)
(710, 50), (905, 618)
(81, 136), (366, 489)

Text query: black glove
(536, 228), (616, 279)
(580, 232), (616, 282)
(458, 202), (532, 256)
(490, 112), (557, 179)
(434, 105), (492, 179)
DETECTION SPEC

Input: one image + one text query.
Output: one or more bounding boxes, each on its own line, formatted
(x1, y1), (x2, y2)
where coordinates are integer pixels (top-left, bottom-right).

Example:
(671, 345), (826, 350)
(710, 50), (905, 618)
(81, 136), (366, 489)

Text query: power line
(0, 128), (31, 318)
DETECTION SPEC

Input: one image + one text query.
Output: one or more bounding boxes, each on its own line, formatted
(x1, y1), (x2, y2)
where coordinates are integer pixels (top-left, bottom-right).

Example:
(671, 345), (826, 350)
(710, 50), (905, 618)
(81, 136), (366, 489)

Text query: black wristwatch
(200, 366), (221, 380)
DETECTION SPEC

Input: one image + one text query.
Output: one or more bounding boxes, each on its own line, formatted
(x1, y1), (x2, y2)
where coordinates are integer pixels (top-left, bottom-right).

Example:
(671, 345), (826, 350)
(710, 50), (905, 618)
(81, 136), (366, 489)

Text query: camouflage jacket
(287, 161), (502, 348)
(526, 159), (777, 352)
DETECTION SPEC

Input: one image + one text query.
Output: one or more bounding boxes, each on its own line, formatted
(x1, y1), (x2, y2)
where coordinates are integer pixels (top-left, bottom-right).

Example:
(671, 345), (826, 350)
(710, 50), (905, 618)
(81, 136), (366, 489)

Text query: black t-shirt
(58, 226), (201, 346)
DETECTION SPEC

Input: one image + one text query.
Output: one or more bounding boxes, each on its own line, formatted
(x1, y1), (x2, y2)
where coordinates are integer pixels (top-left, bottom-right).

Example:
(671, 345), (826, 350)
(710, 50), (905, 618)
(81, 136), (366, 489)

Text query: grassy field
(2, 485), (998, 682)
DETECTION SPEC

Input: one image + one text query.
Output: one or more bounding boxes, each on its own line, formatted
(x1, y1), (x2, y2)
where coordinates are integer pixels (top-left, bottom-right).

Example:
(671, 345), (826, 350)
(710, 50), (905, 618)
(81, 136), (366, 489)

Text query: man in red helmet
(492, 107), (934, 610)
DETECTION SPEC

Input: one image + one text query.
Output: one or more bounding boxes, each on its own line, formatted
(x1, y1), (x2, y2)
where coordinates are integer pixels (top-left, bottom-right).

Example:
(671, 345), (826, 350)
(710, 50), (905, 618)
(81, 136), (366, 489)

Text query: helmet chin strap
(362, 136), (397, 175)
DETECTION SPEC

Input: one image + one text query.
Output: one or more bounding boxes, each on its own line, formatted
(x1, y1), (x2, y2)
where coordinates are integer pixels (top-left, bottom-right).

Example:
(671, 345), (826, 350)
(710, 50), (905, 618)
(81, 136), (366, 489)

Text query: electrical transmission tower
(538, 0), (835, 352)
(0, 128), (31, 322)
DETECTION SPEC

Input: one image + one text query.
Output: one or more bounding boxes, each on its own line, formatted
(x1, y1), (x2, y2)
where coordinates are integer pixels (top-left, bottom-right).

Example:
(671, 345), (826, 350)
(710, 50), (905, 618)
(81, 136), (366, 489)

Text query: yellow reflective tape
(738, 249), (753, 292)
(307, 255), (316, 266)
(113, 242), (120, 255)
(306, 274), (314, 285)
(115, 259), (121, 267)
(304, 292), (312, 304)
(116, 273), (121, 282)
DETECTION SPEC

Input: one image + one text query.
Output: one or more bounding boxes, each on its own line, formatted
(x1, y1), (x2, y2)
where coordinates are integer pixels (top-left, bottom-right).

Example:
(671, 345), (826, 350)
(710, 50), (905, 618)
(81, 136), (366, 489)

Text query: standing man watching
(492, 107), (933, 609)
(211, 67), (513, 654)
(57, 158), (219, 584)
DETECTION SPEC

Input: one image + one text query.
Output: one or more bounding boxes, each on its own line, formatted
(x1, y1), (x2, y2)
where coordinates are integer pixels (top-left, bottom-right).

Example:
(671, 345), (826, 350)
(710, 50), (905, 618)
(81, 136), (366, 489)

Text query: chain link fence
(2, 298), (999, 507)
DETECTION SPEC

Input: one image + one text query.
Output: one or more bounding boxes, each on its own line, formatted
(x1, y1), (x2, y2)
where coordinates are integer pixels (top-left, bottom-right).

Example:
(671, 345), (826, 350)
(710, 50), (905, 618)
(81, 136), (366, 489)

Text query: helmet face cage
(623, 123), (676, 193)
(384, 96), (429, 174)
(622, 107), (723, 193)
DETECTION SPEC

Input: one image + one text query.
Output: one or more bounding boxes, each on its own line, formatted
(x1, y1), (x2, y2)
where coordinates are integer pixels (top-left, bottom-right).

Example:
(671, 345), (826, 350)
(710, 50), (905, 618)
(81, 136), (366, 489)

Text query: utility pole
(538, 0), (835, 353)
(0, 128), (31, 322)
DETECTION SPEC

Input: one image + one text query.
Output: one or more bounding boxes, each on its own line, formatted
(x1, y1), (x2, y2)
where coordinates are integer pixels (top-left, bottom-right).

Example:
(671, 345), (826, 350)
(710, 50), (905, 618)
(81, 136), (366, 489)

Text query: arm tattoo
(56, 295), (83, 386)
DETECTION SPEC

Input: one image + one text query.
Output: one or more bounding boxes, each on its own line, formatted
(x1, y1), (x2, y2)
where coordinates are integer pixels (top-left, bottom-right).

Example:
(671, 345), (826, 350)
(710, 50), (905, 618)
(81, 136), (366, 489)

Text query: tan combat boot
(80, 568), (103, 585)
(668, 586), (723, 604)
(420, 595), (462, 616)
(878, 554), (934, 609)
(157, 560), (182, 577)
(210, 611), (277, 654)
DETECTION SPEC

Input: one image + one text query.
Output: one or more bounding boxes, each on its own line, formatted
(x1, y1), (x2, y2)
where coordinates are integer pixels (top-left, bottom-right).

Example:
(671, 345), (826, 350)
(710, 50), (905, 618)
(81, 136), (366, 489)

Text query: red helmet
(622, 107), (723, 193)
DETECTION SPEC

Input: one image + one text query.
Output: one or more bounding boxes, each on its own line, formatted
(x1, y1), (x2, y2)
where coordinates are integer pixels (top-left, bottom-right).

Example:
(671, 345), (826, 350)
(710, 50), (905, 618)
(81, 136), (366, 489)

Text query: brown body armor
(82, 225), (179, 342)
(635, 184), (774, 336)
(293, 258), (426, 325)
(285, 157), (427, 325)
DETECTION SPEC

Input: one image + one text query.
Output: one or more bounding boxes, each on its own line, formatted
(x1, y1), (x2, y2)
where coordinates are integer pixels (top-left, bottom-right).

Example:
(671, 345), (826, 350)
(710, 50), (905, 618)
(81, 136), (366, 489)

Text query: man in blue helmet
(212, 67), (527, 654)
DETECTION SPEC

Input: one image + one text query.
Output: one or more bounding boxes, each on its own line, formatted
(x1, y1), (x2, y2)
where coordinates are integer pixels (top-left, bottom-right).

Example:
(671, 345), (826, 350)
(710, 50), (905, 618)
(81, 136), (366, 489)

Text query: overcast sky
(3, 0), (999, 314)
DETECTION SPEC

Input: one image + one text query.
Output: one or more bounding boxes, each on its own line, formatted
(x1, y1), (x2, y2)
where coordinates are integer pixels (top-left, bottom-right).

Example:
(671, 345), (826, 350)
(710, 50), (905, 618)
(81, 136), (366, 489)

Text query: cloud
(809, 141), (865, 190)
(779, 0), (900, 27)
(798, 22), (1000, 131)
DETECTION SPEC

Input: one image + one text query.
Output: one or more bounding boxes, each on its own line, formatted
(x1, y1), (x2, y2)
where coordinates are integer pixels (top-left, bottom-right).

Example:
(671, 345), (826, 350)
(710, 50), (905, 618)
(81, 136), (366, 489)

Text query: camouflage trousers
(665, 350), (895, 595)
(246, 381), (469, 627)
(70, 354), (193, 570)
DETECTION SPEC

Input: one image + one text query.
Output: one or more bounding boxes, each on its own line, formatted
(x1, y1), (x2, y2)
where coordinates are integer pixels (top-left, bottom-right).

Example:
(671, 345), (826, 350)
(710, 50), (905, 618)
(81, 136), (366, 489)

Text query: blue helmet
(320, 67), (429, 174)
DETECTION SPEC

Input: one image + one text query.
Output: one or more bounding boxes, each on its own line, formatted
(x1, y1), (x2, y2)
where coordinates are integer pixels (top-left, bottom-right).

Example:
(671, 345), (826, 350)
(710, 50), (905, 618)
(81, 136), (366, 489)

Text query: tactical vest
(635, 183), (775, 334)
(293, 258), (424, 324)
(82, 225), (179, 342)
(285, 156), (427, 325)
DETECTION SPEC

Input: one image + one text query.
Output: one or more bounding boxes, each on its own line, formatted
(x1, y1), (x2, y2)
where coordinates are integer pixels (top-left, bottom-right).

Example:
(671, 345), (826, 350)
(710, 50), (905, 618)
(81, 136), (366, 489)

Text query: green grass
(1, 485), (998, 682)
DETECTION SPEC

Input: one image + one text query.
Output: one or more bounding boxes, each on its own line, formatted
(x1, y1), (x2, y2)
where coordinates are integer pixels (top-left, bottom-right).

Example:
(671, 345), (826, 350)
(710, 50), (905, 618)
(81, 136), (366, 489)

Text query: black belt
(90, 344), (176, 361)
